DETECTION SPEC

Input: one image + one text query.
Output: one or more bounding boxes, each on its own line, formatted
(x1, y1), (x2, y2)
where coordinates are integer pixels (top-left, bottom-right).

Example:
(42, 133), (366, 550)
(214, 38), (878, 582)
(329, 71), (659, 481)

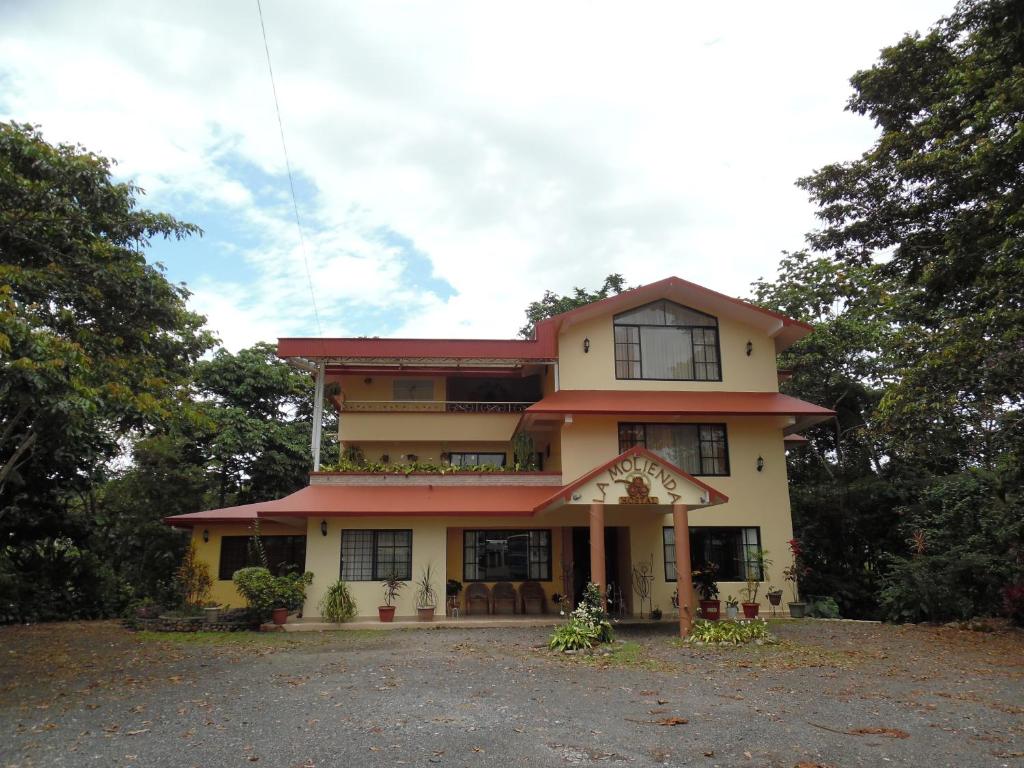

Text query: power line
(255, 0), (324, 338)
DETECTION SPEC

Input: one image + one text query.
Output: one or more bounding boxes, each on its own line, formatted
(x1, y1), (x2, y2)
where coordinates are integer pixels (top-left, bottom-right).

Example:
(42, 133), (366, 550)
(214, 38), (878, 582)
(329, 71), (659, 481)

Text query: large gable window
(613, 300), (720, 380)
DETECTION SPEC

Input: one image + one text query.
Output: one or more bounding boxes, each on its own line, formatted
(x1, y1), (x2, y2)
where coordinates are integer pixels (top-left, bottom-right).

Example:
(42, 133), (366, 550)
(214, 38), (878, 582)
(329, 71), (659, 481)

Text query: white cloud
(0, 0), (955, 348)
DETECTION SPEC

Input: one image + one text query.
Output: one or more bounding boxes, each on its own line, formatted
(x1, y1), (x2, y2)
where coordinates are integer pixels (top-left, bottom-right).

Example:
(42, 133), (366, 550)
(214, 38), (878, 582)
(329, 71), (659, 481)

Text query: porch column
(311, 361), (325, 471)
(673, 503), (693, 638)
(588, 503), (606, 608)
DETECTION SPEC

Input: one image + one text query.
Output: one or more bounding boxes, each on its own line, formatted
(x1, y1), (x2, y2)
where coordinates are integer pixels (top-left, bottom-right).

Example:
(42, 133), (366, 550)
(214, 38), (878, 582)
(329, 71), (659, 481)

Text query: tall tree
(0, 121), (214, 537)
(519, 274), (627, 338)
(798, 0), (1024, 464)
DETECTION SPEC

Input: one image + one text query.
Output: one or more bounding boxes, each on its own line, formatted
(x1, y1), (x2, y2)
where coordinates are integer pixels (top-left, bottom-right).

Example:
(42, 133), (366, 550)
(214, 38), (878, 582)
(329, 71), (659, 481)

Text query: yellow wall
(340, 412), (520, 444)
(556, 309), (780, 392)
(190, 522), (305, 608)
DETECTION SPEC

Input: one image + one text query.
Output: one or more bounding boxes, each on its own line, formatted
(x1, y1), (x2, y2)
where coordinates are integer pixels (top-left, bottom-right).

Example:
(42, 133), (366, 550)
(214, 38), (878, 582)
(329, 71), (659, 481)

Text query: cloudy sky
(1, 1), (953, 350)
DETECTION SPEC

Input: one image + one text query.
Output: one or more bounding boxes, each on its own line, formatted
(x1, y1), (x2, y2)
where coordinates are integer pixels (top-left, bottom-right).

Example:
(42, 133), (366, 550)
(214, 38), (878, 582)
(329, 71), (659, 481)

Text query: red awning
(529, 389), (830, 416)
(164, 484), (559, 525)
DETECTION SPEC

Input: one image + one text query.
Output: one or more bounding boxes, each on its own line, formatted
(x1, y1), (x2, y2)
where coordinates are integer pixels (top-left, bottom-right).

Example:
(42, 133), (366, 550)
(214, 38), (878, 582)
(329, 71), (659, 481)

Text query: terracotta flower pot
(416, 606), (435, 622)
(378, 605), (396, 623)
(741, 602), (760, 619)
(271, 607), (289, 625)
(699, 599), (721, 621)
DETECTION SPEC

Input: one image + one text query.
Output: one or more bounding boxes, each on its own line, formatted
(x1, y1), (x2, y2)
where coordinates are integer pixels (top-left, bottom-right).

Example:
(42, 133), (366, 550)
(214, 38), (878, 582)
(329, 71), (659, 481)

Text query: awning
(525, 390), (834, 434)
(164, 484), (559, 526)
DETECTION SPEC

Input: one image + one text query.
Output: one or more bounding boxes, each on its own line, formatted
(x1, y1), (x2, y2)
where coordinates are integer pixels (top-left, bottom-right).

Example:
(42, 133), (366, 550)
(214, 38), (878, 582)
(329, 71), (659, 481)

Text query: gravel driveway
(1, 619), (1021, 767)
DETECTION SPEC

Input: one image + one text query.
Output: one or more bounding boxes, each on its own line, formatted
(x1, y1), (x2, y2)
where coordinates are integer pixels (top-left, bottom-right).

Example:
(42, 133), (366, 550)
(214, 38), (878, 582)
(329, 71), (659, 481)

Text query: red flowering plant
(782, 538), (810, 603)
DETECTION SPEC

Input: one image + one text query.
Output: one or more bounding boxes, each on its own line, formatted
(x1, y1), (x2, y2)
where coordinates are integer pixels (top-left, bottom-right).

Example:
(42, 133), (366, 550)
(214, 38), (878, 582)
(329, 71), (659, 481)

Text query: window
(218, 536), (306, 581)
(448, 452), (507, 467)
(613, 300), (720, 380)
(341, 530), (412, 581)
(619, 423), (729, 475)
(392, 379), (433, 400)
(663, 527), (762, 582)
(463, 530), (551, 581)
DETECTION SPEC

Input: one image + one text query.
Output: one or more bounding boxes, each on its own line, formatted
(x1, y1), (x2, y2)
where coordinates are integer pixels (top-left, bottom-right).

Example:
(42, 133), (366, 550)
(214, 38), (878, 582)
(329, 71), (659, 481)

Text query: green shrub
(319, 579), (358, 622)
(233, 567), (312, 619)
(548, 582), (614, 651)
(805, 595), (841, 618)
(684, 618), (775, 645)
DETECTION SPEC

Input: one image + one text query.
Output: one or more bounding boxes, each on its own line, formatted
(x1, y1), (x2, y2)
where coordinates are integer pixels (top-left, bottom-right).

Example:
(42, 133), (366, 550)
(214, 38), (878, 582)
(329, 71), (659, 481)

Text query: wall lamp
(320, 520), (328, 537)
(746, 340), (753, 356)
(756, 455), (765, 472)
(202, 528), (209, 543)
(583, 337), (591, 353)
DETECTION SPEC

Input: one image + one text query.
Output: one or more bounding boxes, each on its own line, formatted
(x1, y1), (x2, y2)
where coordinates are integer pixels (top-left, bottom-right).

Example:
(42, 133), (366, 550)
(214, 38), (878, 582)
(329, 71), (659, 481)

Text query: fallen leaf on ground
(849, 727), (910, 738)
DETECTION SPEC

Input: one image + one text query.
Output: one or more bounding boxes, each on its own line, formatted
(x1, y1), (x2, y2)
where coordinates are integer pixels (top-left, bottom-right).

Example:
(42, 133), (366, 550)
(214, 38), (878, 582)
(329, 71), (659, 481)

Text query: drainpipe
(311, 361), (325, 471)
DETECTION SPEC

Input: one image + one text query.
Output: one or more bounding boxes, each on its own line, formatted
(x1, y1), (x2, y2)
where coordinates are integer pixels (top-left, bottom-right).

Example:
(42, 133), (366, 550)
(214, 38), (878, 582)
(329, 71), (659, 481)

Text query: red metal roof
(527, 390), (834, 418)
(165, 484), (560, 524)
(277, 326), (556, 362)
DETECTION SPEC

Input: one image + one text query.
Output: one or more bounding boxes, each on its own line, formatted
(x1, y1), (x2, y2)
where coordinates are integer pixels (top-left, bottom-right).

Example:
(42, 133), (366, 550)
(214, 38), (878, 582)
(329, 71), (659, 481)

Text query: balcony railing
(339, 400), (534, 413)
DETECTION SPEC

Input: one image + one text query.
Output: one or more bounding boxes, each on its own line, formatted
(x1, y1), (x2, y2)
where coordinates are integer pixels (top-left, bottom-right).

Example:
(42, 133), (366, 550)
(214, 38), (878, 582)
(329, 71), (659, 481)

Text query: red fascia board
(535, 277), (813, 333)
(277, 333), (556, 361)
(533, 445), (728, 512)
(525, 390), (835, 417)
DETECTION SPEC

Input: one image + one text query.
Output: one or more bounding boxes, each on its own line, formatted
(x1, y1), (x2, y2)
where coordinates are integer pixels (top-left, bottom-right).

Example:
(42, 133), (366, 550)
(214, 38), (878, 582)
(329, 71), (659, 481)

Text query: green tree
(519, 274), (627, 338)
(0, 121), (214, 536)
(797, 0), (1024, 463)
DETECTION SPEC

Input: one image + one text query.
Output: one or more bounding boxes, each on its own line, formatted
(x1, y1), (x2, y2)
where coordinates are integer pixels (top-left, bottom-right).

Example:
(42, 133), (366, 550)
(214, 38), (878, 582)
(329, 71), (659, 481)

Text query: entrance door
(570, 527), (629, 612)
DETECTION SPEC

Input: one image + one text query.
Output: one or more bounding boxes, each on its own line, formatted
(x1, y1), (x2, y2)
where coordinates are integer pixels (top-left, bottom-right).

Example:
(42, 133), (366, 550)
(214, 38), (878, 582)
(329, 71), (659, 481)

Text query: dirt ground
(0, 618), (1021, 767)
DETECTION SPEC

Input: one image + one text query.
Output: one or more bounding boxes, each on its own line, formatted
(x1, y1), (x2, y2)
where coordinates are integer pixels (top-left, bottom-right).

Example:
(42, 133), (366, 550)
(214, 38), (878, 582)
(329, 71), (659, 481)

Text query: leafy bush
(1003, 584), (1024, 626)
(684, 618), (775, 645)
(175, 539), (212, 607)
(805, 595), (841, 618)
(548, 582), (614, 651)
(880, 471), (1023, 623)
(319, 579), (358, 622)
(233, 567), (313, 619)
(0, 538), (129, 624)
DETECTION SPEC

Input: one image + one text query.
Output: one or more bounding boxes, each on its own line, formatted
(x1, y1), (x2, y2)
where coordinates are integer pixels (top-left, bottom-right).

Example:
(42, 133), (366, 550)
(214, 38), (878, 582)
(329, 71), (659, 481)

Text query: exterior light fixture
(583, 337), (590, 353)
(756, 455), (765, 472)
(202, 529), (209, 543)
(746, 340), (753, 356)
(320, 520), (328, 537)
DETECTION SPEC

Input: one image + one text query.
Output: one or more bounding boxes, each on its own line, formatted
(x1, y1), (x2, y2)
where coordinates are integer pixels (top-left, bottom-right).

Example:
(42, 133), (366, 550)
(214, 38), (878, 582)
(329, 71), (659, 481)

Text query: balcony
(339, 403), (527, 443)
(339, 400), (534, 414)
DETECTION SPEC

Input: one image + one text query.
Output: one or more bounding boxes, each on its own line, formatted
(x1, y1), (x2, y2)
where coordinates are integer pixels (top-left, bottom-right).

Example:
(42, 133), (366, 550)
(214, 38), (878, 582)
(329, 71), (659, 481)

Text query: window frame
(218, 535), (307, 581)
(618, 422), (730, 476)
(392, 378), (434, 401)
(448, 452), (507, 467)
(662, 526), (763, 582)
(462, 529), (553, 582)
(613, 300), (722, 382)
(340, 529), (413, 582)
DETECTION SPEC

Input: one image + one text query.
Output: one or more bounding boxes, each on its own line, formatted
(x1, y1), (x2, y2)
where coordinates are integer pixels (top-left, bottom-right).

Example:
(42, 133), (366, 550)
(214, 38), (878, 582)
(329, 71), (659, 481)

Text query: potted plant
(724, 595), (739, 620)
(741, 547), (772, 619)
(379, 573), (405, 622)
(202, 602), (223, 624)
(272, 571), (313, 625)
(415, 564), (438, 621)
(692, 563), (721, 621)
(784, 538), (809, 618)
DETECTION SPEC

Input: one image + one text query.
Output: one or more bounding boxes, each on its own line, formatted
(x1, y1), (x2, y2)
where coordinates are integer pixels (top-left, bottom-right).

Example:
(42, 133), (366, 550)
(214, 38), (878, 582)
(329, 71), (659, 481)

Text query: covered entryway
(569, 526), (631, 614)
(535, 446), (728, 637)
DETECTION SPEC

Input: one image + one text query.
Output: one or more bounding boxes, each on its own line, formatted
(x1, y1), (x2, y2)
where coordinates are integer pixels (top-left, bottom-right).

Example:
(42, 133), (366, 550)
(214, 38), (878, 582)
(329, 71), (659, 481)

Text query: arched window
(613, 300), (721, 380)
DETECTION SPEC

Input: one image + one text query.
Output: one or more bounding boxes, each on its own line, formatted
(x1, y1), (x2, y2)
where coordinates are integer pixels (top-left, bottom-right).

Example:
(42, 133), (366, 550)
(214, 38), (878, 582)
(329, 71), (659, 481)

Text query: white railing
(339, 400), (534, 413)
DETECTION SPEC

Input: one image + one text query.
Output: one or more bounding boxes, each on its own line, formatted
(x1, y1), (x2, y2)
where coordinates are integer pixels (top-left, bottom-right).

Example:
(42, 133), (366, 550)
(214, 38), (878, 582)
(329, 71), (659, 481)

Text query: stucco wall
(556, 309), (780, 393)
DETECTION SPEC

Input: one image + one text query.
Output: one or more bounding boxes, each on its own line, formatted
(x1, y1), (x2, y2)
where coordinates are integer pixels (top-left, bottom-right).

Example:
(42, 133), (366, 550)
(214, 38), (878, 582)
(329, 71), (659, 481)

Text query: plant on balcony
(320, 458), (529, 475)
(512, 431), (539, 471)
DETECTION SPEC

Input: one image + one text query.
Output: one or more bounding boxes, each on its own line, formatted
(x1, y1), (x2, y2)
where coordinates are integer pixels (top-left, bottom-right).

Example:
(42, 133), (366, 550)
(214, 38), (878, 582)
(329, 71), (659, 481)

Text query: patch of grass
(561, 641), (663, 671)
(134, 630), (297, 646)
(720, 639), (869, 670)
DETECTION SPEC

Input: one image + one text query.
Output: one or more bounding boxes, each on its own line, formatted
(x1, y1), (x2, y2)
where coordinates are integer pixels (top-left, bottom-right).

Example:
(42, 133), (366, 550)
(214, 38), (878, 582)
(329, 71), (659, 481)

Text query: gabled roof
(533, 446), (729, 513)
(276, 276), (813, 363)
(535, 276), (812, 353)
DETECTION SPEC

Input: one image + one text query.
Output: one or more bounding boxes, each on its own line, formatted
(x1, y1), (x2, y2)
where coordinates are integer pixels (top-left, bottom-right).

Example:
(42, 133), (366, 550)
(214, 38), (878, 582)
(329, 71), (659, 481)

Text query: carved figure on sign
(616, 475), (659, 504)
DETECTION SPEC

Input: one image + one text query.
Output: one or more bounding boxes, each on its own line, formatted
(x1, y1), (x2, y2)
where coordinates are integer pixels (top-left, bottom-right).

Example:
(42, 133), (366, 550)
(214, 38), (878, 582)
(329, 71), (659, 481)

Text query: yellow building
(166, 277), (832, 635)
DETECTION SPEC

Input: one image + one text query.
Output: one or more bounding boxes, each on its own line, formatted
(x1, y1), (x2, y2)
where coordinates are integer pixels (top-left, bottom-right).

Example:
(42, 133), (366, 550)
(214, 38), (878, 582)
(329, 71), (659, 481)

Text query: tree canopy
(518, 274), (626, 338)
